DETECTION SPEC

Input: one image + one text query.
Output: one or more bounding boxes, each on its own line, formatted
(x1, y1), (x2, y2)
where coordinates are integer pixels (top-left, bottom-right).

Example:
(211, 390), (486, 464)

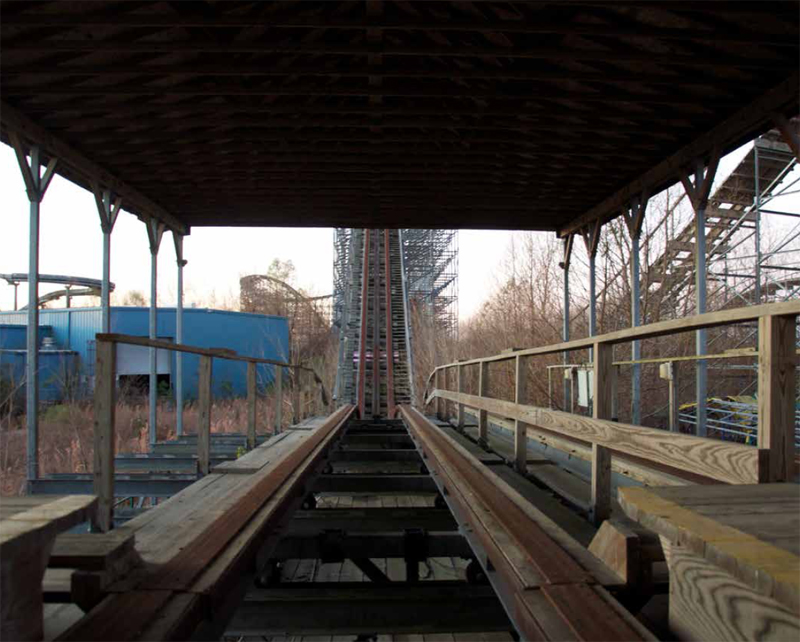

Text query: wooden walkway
(620, 484), (800, 641)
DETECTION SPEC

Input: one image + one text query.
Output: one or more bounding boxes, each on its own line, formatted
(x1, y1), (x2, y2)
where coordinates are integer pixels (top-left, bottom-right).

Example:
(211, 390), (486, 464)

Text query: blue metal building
(0, 307), (289, 400)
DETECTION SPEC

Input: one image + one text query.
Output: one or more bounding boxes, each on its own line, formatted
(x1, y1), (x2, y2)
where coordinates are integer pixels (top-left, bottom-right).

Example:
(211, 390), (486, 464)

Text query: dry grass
(0, 392), (297, 497)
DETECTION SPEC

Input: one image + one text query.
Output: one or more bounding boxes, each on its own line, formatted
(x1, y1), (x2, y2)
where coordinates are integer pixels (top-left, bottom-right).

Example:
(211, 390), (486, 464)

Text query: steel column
(146, 219), (164, 446)
(26, 149), (41, 483)
(630, 231), (641, 424)
(10, 135), (57, 484)
(695, 202), (708, 437)
(680, 152), (719, 439)
(560, 236), (574, 411)
(93, 187), (121, 334)
(625, 196), (647, 426)
(174, 233), (186, 436)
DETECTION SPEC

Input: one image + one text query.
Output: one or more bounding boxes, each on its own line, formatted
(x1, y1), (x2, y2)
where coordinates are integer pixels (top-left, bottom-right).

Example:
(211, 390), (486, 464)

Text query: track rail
(352, 228), (410, 418)
(399, 405), (650, 641)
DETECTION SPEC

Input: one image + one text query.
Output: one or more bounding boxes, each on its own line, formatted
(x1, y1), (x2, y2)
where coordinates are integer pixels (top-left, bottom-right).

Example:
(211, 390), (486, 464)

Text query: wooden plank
(0, 495), (97, 554)
(50, 530), (135, 571)
(619, 485), (800, 613)
(60, 406), (354, 641)
(1, 495), (97, 642)
(660, 537), (800, 642)
(93, 339), (116, 532)
(438, 425), (503, 464)
(197, 355), (213, 476)
(437, 389), (759, 484)
(463, 408), (690, 488)
(488, 465), (597, 547)
(246, 362), (257, 450)
(758, 314), (797, 482)
(211, 432), (305, 474)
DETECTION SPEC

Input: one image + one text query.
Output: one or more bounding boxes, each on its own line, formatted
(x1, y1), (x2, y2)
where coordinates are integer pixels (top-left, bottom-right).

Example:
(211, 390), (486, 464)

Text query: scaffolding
(645, 125), (800, 437)
(334, 229), (459, 339)
(401, 229), (459, 342)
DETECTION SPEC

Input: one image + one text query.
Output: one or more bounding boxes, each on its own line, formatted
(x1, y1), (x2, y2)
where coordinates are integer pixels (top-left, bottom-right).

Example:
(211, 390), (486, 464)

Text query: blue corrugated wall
(0, 307), (290, 399)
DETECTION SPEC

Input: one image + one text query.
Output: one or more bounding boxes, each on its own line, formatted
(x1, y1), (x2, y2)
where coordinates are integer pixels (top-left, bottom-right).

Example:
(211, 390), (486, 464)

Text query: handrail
(428, 299), (800, 378)
(92, 333), (330, 531)
(425, 302), (799, 523)
(97, 333), (329, 404)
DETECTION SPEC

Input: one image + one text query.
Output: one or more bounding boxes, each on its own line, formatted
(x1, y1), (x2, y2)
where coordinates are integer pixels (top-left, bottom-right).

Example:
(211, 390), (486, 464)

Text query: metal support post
(560, 236), (574, 411)
(10, 134), (57, 484)
(754, 143), (762, 304)
(173, 233), (187, 436)
(581, 220), (601, 365)
(680, 152), (719, 438)
(93, 186), (122, 333)
(623, 195), (647, 425)
(146, 218), (165, 446)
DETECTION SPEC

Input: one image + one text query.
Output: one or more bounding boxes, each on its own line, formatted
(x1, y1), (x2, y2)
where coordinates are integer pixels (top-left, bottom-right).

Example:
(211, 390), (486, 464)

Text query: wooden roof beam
(558, 72), (799, 238)
(0, 100), (188, 235)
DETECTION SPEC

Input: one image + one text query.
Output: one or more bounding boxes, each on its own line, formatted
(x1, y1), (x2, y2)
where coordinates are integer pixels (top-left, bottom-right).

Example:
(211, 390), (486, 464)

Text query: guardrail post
(514, 355), (528, 473)
(478, 362), (489, 447)
(247, 361), (257, 450)
(92, 339), (116, 532)
(758, 314), (797, 482)
(293, 368), (301, 425)
(197, 355), (212, 476)
(435, 369), (444, 420)
(456, 362), (465, 430)
(275, 365), (283, 435)
(591, 342), (613, 523)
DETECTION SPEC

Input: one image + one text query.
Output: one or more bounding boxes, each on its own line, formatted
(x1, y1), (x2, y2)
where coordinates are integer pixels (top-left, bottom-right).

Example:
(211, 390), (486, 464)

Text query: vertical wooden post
(197, 355), (212, 476)
(478, 361), (489, 447)
(514, 355), (528, 474)
(758, 314), (797, 482)
(456, 363), (465, 430)
(246, 361), (257, 450)
(92, 339), (116, 532)
(293, 367), (301, 425)
(592, 342), (613, 523)
(274, 365), (283, 435)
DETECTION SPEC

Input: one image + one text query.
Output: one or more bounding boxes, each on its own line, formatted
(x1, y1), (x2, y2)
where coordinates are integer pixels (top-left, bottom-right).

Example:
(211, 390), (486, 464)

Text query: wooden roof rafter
(0, 0), (797, 232)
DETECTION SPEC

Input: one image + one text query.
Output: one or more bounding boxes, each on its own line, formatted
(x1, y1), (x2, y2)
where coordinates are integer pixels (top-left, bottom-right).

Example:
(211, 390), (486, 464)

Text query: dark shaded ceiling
(1, 1), (798, 235)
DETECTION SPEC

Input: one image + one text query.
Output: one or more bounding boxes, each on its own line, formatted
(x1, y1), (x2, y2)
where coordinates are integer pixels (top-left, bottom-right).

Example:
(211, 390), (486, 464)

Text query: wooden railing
(426, 301), (799, 523)
(92, 333), (329, 531)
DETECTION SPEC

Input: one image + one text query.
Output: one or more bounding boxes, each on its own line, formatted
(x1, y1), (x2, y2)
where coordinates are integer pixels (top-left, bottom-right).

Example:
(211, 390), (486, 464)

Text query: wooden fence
(426, 301), (799, 523)
(93, 333), (328, 531)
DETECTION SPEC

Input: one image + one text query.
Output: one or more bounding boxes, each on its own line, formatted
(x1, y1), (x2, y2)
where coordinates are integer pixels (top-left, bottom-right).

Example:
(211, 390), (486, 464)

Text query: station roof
(1, 1), (798, 235)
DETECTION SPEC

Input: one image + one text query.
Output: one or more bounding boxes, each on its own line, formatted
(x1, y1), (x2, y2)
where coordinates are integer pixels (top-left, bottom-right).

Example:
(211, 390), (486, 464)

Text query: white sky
(1, 142), (797, 320)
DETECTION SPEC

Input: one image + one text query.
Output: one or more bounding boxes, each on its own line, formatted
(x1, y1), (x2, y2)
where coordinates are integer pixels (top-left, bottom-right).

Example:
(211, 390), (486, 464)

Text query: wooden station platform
(619, 484), (800, 641)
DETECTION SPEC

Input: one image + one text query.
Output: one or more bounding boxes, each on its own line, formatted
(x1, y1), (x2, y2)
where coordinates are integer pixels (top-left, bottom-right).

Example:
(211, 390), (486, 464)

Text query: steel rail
(357, 229), (370, 417)
(399, 405), (646, 641)
(372, 230), (381, 417)
(60, 404), (356, 641)
(385, 229), (396, 416)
